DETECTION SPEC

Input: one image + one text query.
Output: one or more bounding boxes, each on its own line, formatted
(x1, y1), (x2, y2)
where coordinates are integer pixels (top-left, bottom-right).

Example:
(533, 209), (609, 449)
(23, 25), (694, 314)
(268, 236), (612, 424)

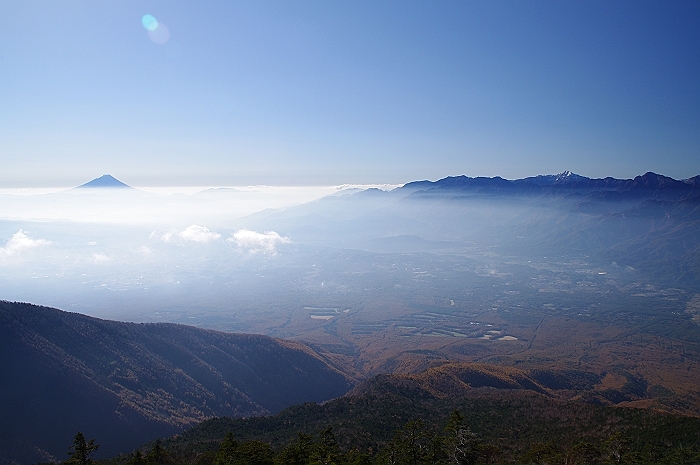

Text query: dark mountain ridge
(402, 171), (700, 199)
(0, 301), (353, 464)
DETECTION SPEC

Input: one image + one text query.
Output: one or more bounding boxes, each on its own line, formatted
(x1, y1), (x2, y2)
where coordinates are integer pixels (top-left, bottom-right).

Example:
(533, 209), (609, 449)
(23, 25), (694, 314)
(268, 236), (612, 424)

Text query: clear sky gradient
(1, 1), (698, 186)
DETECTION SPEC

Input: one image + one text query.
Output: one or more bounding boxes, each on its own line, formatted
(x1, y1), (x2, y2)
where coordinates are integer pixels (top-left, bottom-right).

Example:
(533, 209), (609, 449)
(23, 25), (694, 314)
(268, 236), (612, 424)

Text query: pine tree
(603, 432), (629, 465)
(443, 410), (479, 465)
(215, 432), (239, 465)
(145, 442), (174, 465)
(126, 450), (145, 465)
(275, 433), (314, 465)
(311, 427), (342, 465)
(65, 432), (99, 465)
(379, 419), (432, 465)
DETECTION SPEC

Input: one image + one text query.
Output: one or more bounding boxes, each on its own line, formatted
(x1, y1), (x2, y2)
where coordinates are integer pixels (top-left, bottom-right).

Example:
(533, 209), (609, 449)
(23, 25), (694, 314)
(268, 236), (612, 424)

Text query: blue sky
(1, 1), (698, 186)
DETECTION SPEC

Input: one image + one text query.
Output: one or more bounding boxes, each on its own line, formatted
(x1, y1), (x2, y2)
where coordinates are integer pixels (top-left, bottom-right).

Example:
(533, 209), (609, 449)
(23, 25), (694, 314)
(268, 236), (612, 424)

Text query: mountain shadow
(0, 301), (353, 464)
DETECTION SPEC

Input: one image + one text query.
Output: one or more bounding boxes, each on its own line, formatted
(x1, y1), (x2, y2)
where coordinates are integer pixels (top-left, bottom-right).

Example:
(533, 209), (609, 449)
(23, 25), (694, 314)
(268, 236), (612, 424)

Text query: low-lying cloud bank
(156, 225), (221, 244)
(179, 225), (221, 243)
(150, 226), (290, 254)
(228, 230), (291, 254)
(0, 230), (52, 258)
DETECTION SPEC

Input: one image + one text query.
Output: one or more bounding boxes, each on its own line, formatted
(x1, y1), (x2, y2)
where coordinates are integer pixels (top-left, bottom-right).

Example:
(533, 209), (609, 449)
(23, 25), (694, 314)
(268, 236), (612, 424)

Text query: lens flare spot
(148, 23), (171, 45)
(141, 14), (158, 32)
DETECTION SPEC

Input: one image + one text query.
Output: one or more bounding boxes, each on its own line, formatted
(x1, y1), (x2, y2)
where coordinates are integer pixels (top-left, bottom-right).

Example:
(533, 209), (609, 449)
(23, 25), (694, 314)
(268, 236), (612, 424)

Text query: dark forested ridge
(0, 301), (353, 464)
(101, 364), (700, 465)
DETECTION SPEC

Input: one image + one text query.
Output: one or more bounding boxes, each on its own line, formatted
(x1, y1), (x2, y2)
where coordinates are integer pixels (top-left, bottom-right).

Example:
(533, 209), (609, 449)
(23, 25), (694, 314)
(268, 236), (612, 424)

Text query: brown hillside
(348, 363), (551, 399)
(347, 361), (696, 417)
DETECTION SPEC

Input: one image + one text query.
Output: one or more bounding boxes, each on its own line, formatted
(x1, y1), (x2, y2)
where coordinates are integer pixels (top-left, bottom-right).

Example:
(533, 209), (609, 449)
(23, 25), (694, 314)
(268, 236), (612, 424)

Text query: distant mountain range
(0, 301), (353, 464)
(402, 171), (700, 199)
(233, 171), (700, 289)
(73, 171), (700, 194)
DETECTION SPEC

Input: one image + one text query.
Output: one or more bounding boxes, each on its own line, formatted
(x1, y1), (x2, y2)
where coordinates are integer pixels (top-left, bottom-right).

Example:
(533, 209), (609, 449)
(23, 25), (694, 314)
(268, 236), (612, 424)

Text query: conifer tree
(275, 433), (314, 465)
(379, 419), (432, 465)
(144, 442), (174, 465)
(65, 432), (99, 465)
(126, 450), (145, 465)
(215, 432), (239, 465)
(603, 432), (629, 465)
(311, 427), (342, 465)
(443, 410), (479, 465)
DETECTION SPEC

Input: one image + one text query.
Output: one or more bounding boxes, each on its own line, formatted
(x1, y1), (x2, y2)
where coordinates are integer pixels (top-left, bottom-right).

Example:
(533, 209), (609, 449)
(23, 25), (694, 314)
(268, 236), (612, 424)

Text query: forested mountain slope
(108, 362), (700, 465)
(0, 301), (353, 464)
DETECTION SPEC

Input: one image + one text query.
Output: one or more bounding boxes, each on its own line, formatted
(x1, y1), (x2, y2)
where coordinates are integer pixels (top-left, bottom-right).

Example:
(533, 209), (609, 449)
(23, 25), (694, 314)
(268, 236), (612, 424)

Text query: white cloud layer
(179, 225), (221, 243)
(91, 252), (111, 264)
(155, 225), (221, 243)
(228, 230), (290, 254)
(0, 230), (52, 257)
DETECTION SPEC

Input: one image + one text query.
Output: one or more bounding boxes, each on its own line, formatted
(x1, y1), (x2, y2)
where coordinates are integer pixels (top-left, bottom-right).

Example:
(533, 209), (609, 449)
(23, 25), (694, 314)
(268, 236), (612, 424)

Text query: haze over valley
(3, 173), (700, 389)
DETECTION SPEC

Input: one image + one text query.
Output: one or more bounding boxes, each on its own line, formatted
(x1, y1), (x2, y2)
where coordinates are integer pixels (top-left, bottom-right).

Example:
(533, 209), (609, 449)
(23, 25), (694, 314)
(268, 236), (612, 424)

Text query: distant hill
(348, 362), (659, 409)
(77, 174), (132, 188)
(0, 301), (353, 464)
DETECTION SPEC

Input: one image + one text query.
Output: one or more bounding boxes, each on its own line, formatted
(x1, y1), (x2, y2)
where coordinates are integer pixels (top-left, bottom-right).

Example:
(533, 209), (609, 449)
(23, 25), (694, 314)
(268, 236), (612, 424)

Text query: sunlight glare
(141, 14), (158, 32)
